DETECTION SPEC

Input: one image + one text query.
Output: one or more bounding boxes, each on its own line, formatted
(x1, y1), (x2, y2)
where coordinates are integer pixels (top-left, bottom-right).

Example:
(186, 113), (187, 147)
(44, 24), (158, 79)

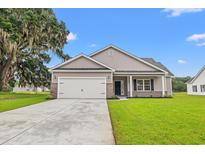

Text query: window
(200, 85), (205, 92)
(144, 80), (151, 90)
(137, 80), (143, 91)
(192, 85), (197, 92)
(136, 79), (151, 91)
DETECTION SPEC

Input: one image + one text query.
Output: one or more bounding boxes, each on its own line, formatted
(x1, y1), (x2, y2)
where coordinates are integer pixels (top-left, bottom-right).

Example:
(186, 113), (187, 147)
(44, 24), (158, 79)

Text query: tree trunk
(0, 29), (18, 91)
(0, 50), (16, 91)
(0, 56), (15, 91)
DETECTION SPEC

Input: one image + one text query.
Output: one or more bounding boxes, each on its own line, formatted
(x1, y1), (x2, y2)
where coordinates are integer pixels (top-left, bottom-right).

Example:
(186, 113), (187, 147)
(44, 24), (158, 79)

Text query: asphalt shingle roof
(141, 58), (174, 76)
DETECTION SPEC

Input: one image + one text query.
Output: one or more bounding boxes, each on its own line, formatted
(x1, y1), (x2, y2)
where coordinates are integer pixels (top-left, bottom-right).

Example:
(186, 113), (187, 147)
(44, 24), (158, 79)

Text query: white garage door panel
(58, 77), (106, 99)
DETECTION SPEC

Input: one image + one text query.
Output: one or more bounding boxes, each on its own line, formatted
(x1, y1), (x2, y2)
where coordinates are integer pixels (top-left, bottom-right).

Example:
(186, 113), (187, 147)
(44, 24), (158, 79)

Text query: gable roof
(141, 58), (174, 76)
(186, 77), (194, 84)
(186, 65), (205, 84)
(49, 54), (114, 72)
(90, 45), (171, 75)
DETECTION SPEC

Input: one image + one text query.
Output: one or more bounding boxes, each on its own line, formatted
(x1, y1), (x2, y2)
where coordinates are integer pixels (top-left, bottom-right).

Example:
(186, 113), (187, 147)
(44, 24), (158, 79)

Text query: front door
(115, 81), (121, 95)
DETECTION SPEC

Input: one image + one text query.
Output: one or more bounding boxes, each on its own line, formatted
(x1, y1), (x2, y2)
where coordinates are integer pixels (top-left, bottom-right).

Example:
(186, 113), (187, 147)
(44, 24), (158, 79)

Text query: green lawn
(108, 93), (205, 144)
(0, 92), (50, 112)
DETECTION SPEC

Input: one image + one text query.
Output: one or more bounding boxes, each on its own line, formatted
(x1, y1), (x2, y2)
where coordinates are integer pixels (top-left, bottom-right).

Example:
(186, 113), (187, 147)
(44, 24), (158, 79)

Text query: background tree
(172, 76), (192, 92)
(0, 9), (69, 91)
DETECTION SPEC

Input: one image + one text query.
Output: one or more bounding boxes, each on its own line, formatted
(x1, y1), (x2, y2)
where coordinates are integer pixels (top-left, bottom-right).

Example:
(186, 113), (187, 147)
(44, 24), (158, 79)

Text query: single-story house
(186, 65), (205, 95)
(49, 45), (174, 99)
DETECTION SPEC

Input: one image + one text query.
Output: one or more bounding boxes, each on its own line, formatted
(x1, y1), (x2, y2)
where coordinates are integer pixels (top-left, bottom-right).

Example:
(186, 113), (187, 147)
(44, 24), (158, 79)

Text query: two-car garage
(57, 77), (106, 99)
(50, 54), (113, 99)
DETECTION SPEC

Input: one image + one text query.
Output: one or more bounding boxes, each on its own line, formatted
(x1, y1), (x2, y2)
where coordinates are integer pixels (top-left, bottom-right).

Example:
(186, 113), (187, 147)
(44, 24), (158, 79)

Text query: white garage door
(58, 77), (106, 99)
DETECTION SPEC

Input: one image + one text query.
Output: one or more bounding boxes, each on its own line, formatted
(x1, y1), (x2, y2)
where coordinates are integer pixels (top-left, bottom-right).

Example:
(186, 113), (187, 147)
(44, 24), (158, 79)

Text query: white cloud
(162, 8), (204, 17)
(187, 33), (205, 41)
(178, 59), (187, 64)
(196, 42), (205, 46)
(67, 32), (77, 41)
(89, 43), (97, 48)
(186, 33), (205, 47)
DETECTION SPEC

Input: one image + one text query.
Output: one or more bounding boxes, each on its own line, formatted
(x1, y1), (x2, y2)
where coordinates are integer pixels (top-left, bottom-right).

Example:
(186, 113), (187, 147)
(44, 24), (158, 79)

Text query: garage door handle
(101, 93), (105, 94)
(60, 82), (64, 84)
(59, 92), (64, 94)
(100, 83), (105, 84)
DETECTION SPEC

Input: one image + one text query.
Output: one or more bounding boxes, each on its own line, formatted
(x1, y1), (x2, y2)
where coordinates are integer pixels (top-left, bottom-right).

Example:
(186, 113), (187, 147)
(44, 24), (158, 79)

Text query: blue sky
(49, 8), (205, 77)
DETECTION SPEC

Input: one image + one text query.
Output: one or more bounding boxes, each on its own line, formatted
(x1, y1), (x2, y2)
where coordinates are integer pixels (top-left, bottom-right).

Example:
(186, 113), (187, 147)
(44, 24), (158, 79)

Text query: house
(186, 65), (205, 95)
(13, 85), (49, 92)
(49, 45), (174, 99)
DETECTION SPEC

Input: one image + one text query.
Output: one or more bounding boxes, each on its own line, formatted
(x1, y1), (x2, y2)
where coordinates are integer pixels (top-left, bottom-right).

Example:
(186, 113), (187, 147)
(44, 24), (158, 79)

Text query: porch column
(127, 76), (130, 96)
(161, 75), (165, 97)
(170, 77), (173, 96)
(129, 75), (133, 97)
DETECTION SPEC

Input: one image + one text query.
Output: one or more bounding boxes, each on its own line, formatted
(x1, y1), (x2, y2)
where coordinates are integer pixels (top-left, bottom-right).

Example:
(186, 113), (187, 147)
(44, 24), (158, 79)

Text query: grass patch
(0, 92), (51, 112)
(108, 93), (205, 144)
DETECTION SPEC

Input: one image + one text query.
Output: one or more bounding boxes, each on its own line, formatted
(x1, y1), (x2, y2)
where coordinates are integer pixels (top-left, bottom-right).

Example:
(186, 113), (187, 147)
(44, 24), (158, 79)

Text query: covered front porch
(113, 74), (166, 98)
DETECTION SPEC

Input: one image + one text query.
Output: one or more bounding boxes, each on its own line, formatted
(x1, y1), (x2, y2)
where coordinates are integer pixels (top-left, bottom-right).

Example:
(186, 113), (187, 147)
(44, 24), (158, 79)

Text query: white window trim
(136, 79), (144, 91)
(144, 79), (152, 91)
(136, 79), (151, 92)
(200, 85), (205, 92)
(192, 85), (198, 92)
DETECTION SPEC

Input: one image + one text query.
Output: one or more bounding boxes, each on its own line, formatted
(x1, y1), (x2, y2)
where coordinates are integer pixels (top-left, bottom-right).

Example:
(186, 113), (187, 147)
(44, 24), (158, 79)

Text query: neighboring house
(49, 45), (174, 99)
(13, 85), (49, 92)
(186, 65), (205, 95)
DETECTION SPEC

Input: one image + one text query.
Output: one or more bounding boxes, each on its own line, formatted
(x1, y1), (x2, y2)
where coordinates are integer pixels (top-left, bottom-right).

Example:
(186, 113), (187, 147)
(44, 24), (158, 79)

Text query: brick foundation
(133, 91), (163, 98)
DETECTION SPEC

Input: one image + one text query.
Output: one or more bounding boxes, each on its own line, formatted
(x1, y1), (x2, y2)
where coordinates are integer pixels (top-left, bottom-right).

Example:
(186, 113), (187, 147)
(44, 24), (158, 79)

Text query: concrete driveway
(0, 99), (115, 145)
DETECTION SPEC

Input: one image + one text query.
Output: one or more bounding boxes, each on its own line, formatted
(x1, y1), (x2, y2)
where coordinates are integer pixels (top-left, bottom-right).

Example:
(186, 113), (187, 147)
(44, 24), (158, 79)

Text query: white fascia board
(189, 65), (205, 84)
(50, 70), (113, 73)
(114, 71), (165, 75)
(90, 44), (168, 74)
(49, 54), (82, 70)
(49, 53), (114, 71)
(114, 74), (164, 77)
(58, 76), (107, 79)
